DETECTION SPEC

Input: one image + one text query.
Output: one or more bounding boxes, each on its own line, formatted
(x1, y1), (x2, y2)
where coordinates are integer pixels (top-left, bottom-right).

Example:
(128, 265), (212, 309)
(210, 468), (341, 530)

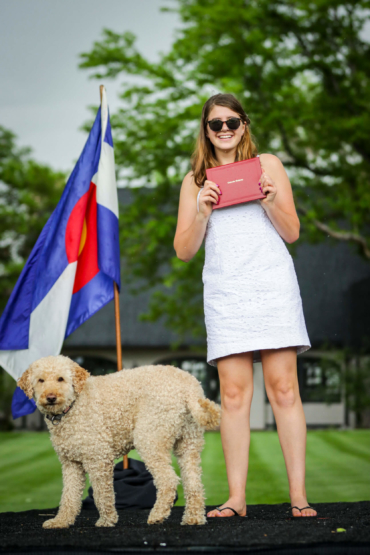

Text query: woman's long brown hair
(191, 93), (258, 188)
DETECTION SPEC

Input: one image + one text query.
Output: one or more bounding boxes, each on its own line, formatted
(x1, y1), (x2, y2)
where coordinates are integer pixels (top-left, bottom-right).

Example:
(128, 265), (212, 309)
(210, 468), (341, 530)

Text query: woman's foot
(207, 499), (247, 517)
(290, 495), (317, 517)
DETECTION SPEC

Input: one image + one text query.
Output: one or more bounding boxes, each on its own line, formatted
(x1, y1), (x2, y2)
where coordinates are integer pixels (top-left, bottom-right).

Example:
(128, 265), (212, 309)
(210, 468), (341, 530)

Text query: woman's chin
(215, 139), (238, 150)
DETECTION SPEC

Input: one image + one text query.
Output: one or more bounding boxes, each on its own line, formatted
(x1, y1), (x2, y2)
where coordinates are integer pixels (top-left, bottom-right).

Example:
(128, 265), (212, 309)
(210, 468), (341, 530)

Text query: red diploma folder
(206, 157), (265, 210)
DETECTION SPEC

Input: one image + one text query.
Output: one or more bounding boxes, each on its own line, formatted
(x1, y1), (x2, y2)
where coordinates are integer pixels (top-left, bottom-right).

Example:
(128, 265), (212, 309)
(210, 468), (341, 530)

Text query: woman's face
(205, 105), (246, 153)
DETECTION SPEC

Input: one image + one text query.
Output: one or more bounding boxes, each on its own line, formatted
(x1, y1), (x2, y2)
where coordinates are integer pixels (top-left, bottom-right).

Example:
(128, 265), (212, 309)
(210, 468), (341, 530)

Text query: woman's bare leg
(261, 347), (317, 517)
(207, 352), (253, 517)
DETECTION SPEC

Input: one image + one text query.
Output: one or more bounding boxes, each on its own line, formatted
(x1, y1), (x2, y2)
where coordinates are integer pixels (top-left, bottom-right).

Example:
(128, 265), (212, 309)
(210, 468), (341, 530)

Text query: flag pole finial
(99, 85), (105, 102)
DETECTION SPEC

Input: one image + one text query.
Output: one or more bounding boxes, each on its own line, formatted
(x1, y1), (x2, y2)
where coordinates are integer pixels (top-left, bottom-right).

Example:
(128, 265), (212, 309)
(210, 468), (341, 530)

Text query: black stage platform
(1, 502), (369, 555)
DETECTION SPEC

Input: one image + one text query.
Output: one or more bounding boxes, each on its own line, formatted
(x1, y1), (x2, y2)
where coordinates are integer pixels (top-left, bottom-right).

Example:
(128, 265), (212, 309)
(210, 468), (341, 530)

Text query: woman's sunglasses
(207, 117), (243, 132)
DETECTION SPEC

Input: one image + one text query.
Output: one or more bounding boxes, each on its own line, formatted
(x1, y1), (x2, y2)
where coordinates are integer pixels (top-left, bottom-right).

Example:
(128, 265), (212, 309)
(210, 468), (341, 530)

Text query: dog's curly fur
(18, 355), (221, 529)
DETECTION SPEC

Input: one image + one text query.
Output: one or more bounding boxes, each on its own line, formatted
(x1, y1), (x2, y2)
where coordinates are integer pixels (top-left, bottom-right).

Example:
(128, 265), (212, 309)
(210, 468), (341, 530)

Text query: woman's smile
(217, 133), (234, 141)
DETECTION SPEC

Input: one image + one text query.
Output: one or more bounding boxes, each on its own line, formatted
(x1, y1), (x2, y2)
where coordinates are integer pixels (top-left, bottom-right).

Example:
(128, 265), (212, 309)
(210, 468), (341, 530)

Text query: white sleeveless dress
(199, 156), (311, 367)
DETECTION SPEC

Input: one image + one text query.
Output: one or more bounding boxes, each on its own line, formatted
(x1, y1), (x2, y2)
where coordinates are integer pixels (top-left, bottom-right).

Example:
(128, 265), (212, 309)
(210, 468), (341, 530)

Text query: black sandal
(287, 505), (317, 516)
(214, 506), (248, 517)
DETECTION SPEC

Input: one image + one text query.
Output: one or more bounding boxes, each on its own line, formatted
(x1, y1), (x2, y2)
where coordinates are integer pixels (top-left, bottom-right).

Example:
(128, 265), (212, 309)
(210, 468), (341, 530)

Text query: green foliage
(0, 126), (65, 311)
(80, 0), (370, 341)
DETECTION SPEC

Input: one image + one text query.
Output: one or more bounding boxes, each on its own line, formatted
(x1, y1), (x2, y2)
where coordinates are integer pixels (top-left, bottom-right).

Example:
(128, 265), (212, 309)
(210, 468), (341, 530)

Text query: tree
(80, 0), (370, 342)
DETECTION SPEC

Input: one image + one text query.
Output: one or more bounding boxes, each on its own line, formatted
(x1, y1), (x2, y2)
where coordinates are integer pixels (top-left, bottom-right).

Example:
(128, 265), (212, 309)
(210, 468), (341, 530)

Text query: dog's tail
(187, 397), (221, 430)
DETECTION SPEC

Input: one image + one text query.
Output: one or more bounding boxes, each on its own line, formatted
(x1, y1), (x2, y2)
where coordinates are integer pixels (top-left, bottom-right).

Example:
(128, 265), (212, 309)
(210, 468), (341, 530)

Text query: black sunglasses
(207, 117), (243, 132)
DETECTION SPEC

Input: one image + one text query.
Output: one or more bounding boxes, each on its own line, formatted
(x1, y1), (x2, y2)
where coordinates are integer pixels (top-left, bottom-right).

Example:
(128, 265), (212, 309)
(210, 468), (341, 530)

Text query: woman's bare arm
(174, 172), (220, 262)
(259, 153), (300, 243)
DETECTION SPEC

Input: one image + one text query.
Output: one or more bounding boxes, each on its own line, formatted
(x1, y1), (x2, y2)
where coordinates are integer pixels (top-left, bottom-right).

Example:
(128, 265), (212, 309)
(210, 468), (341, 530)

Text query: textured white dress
(199, 156), (311, 367)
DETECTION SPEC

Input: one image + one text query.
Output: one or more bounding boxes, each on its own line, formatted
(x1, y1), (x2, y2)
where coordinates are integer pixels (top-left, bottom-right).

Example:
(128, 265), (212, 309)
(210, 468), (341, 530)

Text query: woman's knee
(217, 352), (254, 411)
(220, 383), (253, 412)
(267, 380), (298, 408)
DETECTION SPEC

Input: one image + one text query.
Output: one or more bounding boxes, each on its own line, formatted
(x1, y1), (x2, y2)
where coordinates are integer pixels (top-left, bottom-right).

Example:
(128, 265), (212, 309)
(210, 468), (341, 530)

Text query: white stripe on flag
(100, 87), (109, 148)
(0, 262), (77, 380)
(96, 87), (119, 217)
(96, 142), (119, 218)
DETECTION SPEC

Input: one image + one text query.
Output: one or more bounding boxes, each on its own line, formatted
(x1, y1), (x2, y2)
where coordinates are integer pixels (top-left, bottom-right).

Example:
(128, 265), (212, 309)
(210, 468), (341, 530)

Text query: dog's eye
(58, 377), (64, 382)
(38, 379), (44, 383)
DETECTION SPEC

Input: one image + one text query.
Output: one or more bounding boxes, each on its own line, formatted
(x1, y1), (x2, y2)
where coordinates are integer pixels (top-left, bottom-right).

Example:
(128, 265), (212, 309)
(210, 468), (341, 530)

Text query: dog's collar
(46, 401), (75, 426)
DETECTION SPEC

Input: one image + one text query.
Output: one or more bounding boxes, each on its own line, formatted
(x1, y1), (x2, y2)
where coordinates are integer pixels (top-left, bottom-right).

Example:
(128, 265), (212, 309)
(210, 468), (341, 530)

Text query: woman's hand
(259, 168), (277, 206)
(198, 180), (221, 218)
(174, 173), (220, 262)
(255, 154), (300, 242)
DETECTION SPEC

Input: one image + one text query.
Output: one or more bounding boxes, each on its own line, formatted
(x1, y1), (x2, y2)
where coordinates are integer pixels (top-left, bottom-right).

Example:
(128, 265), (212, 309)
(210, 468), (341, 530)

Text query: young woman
(174, 93), (317, 519)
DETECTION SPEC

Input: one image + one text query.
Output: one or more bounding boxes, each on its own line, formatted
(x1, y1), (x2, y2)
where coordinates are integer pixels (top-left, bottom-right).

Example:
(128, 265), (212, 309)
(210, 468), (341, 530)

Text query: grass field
(0, 430), (369, 513)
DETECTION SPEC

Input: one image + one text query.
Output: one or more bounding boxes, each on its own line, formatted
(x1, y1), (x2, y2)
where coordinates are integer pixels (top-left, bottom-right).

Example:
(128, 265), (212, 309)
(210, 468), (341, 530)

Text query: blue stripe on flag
(65, 271), (114, 338)
(104, 116), (113, 147)
(12, 387), (36, 420)
(97, 204), (120, 288)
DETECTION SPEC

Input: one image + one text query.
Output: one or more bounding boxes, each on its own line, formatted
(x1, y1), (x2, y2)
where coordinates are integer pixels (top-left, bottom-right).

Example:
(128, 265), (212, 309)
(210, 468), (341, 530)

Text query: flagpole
(100, 85), (129, 471)
(113, 282), (122, 372)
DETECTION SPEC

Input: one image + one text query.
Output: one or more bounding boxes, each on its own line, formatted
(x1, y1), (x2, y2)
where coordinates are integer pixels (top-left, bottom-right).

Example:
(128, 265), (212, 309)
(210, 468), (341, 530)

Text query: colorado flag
(0, 88), (120, 418)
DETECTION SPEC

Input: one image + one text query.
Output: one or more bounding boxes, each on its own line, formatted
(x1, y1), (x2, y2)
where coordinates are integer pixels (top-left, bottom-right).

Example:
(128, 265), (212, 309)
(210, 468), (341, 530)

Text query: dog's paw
(43, 518), (70, 529)
(181, 514), (207, 526)
(147, 512), (169, 525)
(95, 515), (118, 527)
(147, 516), (165, 525)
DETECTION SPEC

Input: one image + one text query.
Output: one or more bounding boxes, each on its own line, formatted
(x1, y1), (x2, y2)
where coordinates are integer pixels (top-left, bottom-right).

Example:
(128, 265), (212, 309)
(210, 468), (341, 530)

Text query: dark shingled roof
(295, 241), (370, 349)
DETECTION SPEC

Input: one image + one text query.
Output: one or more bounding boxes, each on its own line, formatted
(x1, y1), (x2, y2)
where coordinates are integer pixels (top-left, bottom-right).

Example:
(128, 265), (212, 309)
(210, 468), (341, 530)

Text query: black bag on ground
(82, 458), (178, 510)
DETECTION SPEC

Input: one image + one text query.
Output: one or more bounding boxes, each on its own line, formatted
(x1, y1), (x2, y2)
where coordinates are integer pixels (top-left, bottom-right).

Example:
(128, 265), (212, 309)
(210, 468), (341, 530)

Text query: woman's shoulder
(259, 152), (281, 164)
(259, 153), (283, 168)
(182, 170), (194, 184)
(181, 171), (200, 194)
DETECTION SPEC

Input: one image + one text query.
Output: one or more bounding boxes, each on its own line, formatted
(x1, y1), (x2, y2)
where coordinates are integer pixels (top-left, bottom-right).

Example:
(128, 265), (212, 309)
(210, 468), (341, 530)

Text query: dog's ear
(71, 363), (90, 394)
(17, 366), (34, 399)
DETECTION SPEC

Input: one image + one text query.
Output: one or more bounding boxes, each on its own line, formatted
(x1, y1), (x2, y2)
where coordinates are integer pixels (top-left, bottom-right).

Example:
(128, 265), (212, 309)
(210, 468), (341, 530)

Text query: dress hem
(207, 343), (311, 367)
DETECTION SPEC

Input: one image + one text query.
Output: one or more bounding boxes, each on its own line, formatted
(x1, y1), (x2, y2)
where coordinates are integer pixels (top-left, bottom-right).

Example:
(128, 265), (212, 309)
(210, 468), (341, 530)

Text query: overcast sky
(0, 0), (179, 171)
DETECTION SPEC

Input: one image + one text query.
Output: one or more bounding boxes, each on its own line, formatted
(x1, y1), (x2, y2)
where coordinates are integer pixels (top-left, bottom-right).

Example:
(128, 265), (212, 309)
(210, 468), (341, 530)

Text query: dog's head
(17, 355), (90, 415)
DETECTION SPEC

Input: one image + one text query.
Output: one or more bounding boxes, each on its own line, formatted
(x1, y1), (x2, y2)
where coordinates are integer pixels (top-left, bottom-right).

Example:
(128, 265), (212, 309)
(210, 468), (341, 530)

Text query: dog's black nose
(46, 395), (57, 404)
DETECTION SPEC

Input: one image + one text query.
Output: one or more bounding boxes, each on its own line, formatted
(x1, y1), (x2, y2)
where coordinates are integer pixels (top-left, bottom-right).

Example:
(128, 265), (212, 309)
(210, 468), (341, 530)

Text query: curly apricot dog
(18, 355), (221, 528)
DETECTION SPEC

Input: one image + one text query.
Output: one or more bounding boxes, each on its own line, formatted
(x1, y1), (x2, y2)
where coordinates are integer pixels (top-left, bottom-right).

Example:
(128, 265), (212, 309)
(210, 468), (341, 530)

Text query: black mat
(1, 502), (369, 555)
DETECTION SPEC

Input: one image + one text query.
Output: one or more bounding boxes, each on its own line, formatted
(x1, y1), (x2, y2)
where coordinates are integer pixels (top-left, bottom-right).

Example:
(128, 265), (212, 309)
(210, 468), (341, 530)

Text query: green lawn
(0, 430), (369, 513)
